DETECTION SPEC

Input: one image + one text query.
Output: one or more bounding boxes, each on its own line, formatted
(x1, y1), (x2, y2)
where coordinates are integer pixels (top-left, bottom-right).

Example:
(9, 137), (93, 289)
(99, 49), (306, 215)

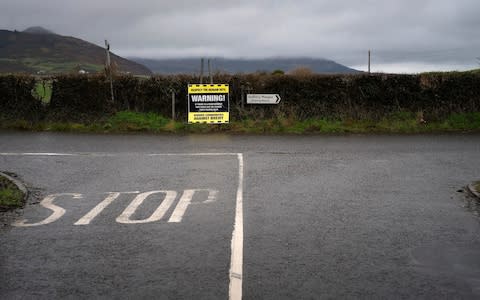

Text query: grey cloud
(1, 0), (479, 72)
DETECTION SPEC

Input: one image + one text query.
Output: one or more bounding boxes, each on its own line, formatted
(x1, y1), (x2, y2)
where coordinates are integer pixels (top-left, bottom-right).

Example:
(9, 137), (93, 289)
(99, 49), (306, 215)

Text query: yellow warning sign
(188, 112), (229, 124)
(188, 83), (229, 124)
(188, 84), (229, 94)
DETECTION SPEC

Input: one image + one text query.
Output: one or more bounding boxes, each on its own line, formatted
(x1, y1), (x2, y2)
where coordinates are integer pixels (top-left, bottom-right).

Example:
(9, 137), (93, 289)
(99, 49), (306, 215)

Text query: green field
(0, 57), (103, 74)
(22, 58), (103, 73)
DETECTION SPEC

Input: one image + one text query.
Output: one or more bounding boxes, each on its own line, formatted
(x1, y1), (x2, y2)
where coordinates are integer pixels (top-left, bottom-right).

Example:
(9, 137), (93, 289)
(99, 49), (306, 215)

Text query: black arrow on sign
(275, 94), (281, 104)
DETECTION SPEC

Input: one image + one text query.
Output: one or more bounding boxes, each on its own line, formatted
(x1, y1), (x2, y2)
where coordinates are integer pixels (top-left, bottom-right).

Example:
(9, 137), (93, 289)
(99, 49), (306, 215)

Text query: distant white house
(78, 69), (88, 74)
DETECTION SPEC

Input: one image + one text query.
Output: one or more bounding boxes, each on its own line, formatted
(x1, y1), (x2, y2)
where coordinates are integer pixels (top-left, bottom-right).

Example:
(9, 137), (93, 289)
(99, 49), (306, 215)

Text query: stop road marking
(13, 189), (219, 227)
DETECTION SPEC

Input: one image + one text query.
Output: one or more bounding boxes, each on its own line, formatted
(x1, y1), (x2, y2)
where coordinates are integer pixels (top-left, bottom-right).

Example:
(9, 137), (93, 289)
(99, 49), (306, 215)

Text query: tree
(288, 66), (313, 76)
(271, 69), (285, 75)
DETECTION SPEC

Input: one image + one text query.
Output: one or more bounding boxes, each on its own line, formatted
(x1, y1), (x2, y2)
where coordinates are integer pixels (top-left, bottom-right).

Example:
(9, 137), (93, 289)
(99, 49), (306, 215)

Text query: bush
(0, 72), (479, 123)
(0, 75), (44, 121)
(48, 74), (112, 121)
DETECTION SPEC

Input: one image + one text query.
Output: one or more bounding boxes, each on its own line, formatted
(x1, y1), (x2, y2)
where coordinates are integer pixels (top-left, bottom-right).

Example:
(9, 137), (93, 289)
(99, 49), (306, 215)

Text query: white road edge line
(148, 153), (238, 156)
(0, 152), (238, 157)
(229, 153), (244, 300)
(0, 152), (78, 156)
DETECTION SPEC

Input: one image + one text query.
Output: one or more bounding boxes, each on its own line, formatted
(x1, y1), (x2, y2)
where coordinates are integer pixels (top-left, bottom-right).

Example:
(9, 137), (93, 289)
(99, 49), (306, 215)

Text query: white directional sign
(247, 94), (281, 104)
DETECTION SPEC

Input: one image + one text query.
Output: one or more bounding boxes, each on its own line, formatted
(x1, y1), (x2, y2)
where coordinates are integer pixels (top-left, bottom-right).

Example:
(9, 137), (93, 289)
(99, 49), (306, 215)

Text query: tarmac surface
(1, 132), (480, 299)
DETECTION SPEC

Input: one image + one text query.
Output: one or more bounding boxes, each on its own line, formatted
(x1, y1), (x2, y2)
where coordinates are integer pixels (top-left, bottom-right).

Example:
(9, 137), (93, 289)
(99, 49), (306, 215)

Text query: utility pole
(200, 58), (204, 84)
(368, 50), (371, 74)
(208, 59), (213, 84)
(105, 40), (114, 105)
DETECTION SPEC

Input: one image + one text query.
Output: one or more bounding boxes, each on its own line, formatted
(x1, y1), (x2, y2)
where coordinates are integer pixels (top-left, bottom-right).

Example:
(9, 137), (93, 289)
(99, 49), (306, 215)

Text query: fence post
(241, 85), (245, 109)
(171, 90), (175, 121)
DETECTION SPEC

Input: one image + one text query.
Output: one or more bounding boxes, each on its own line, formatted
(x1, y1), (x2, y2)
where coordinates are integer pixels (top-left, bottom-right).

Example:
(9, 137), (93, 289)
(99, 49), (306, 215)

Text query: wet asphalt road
(1, 132), (480, 299)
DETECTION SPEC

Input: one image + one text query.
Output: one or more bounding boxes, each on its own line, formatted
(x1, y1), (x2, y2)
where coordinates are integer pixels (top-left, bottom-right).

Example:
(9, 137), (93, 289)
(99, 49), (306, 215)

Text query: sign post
(104, 40), (114, 105)
(188, 84), (229, 124)
(246, 94), (281, 105)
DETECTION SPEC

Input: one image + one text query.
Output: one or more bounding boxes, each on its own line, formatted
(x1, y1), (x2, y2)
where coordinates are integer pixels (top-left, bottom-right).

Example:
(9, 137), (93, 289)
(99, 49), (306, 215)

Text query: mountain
(23, 26), (55, 35)
(130, 57), (360, 74)
(0, 27), (152, 75)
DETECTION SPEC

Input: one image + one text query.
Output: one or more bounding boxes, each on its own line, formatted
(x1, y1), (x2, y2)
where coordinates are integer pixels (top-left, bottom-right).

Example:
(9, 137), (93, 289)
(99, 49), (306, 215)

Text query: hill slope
(131, 57), (360, 74)
(0, 27), (152, 75)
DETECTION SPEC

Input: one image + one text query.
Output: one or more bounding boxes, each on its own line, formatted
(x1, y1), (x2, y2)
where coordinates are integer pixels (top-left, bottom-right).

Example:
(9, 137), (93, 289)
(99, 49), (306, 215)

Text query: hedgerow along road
(1, 132), (480, 299)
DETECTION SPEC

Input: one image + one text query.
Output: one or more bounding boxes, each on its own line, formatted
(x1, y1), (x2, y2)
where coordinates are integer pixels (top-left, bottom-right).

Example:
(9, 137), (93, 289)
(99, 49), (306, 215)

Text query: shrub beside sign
(188, 84), (229, 124)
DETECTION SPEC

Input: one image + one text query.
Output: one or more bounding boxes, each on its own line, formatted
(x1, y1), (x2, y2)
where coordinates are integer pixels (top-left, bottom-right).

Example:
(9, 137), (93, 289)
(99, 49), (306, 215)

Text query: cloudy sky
(2, 0), (480, 73)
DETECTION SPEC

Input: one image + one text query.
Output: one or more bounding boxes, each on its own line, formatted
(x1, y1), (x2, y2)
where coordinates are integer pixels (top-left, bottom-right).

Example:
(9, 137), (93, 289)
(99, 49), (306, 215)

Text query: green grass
(474, 181), (480, 192)
(0, 175), (24, 210)
(106, 111), (171, 132)
(1, 111), (480, 134)
(33, 80), (53, 103)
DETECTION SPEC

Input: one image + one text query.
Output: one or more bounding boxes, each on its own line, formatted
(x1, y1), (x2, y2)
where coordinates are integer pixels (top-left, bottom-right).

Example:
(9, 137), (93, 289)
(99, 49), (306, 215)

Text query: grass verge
(0, 174), (25, 210)
(474, 181), (480, 193)
(1, 111), (480, 134)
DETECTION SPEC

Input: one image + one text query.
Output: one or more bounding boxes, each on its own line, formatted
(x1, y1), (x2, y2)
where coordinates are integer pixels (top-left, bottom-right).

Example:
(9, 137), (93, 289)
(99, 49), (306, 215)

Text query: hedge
(0, 72), (479, 122)
(0, 75), (44, 121)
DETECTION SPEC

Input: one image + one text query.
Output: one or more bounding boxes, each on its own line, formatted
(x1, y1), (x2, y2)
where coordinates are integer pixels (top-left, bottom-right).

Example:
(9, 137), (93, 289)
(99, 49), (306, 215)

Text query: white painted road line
(116, 190), (178, 224)
(3, 151), (245, 298)
(168, 189), (219, 223)
(203, 189), (218, 204)
(0, 152), (239, 157)
(229, 153), (244, 300)
(0, 152), (79, 156)
(13, 193), (83, 227)
(74, 191), (140, 225)
(0, 152), (116, 157)
(168, 189), (195, 223)
(148, 153), (238, 157)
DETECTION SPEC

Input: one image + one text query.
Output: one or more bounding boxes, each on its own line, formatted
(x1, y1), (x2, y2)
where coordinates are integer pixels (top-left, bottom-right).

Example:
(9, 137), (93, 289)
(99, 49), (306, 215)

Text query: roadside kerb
(467, 182), (480, 199)
(0, 171), (28, 203)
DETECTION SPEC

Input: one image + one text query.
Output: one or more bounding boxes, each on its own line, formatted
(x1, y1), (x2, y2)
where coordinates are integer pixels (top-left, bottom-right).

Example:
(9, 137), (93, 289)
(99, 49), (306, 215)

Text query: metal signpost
(246, 94), (281, 104)
(188, 84), (230, 124)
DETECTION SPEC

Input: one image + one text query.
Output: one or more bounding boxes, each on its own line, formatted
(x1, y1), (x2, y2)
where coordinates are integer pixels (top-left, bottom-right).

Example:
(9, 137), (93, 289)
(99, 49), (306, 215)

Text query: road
(1, 132), (480, 299)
